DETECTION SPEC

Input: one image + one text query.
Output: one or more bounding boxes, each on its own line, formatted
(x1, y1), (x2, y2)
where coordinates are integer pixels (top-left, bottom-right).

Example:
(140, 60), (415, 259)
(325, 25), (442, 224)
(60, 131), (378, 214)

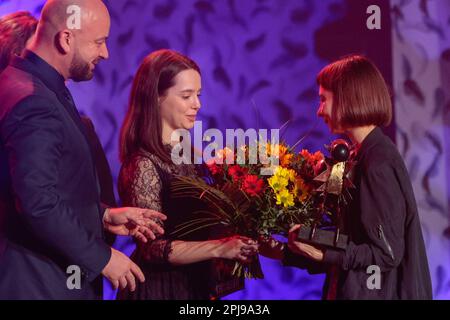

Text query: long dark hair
(0, 11), (37, 73)
(120, 49), (201, 164)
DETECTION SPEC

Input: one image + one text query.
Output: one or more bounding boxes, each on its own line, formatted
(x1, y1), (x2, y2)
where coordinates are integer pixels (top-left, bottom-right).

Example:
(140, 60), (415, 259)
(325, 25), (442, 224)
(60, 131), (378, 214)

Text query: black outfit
(116, 148), (228, 300)
(0, 51), (111, 299)
(80, 116), (117, 246)
(284, 127), (433, 299)
(80, 116), (116, 209)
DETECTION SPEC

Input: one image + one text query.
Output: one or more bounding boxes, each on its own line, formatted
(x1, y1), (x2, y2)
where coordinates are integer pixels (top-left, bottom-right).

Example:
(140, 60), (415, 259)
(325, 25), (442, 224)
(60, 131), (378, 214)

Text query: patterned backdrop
(391, 0), (450, 300)
(1, 0), (449, 299)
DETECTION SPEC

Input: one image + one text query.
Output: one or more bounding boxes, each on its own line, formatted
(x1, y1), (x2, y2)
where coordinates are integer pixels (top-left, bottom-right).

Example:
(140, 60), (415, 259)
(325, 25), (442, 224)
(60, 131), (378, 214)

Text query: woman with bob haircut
(267, 55), (432, 300)
(117, 49), (259, 300)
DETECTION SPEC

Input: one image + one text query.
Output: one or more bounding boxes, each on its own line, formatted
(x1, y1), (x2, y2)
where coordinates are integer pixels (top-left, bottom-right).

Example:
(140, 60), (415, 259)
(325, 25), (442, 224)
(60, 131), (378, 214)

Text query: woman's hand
(215, 236), (259, 263)
(287, 225), (324, 262)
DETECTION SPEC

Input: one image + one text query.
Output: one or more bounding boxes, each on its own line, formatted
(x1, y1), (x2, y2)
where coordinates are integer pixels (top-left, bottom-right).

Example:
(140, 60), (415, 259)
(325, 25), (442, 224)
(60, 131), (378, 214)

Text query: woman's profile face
(317, 86), (343, 134)
(159, 68), (202, 131)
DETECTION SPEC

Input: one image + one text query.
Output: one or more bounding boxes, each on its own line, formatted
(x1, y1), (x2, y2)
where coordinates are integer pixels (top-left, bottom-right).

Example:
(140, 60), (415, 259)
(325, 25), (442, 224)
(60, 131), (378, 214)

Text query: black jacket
(0, 51), (111, 299)
(80, 116), (117, 246)
(284, 127), (433, 300)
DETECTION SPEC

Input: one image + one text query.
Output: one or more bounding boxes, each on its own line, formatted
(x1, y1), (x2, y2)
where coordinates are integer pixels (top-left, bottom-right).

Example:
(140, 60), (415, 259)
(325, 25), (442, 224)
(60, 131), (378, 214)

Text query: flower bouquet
(169, 141), (335, 281)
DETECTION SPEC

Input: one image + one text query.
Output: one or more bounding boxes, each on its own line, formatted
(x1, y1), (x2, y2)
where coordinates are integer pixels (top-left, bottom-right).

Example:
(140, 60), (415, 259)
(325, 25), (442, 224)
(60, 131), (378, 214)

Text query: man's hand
(287, 225), (324, 262)
(102, 247), (145, 291)
(103, 207), (166, 242)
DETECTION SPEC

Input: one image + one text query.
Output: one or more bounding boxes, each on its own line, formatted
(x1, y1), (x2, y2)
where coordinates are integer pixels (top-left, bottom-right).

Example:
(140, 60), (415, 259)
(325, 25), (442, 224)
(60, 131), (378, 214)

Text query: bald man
(0, 0), (166, 299)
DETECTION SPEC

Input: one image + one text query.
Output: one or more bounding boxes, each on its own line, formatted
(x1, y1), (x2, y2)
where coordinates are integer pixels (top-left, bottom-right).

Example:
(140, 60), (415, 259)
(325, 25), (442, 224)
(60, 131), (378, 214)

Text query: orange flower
(295, 177), (311, 202)
(216, 147), (234, 164)
(279, 146), (293, 167)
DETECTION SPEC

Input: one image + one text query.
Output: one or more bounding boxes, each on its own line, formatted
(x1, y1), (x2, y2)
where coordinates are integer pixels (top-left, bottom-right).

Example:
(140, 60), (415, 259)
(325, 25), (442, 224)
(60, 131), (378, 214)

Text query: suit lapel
(56, 89), (102, 197)
(12, 55), (102, 200)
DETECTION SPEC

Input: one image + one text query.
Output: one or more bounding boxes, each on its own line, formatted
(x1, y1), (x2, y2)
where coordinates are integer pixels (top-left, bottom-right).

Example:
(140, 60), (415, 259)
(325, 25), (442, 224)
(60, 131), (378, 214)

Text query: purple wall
(2, 0), (449, 299)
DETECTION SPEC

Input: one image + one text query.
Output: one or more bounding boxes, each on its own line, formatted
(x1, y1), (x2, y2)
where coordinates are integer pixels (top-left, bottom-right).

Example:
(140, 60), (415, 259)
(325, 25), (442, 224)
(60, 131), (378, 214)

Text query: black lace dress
(116, 148), (219, 300)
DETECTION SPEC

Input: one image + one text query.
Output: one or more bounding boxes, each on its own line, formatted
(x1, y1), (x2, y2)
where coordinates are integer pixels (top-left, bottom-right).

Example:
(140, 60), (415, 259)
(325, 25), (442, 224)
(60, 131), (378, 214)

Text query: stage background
(1, 0), (449, 299)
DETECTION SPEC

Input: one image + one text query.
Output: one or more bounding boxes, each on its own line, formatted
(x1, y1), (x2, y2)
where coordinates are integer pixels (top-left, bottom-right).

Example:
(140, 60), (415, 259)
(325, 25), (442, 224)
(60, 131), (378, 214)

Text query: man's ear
(55, 30), (73, 54)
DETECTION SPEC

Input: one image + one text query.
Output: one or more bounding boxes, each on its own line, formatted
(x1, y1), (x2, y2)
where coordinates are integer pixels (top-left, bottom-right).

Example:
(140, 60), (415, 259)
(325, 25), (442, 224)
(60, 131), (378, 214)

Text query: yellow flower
(268, 174), (289, 192)
(275, 166), (296, 182)
(268, 166), (296, 192)
(276, 189), (295, 208)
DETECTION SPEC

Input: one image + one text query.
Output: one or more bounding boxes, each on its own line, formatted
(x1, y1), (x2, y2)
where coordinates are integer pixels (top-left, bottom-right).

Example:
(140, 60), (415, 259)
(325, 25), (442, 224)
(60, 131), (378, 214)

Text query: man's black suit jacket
(0, 50), (111, 299)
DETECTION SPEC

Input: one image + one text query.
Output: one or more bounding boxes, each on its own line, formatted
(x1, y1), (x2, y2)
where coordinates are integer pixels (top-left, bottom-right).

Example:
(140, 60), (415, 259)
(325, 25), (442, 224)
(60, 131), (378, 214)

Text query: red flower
(242, 175), (265, 197)
(313, 159), (327, 176)
(206, 159), (224, 176)
(227, 165), (249, 183)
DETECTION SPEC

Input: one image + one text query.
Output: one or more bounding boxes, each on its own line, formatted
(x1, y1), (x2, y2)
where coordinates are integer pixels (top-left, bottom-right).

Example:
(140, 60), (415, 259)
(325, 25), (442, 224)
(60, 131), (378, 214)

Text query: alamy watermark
(366, 5), (381, 30)
(66, 5), (81, 30)
(366, 265), (381, 290)
(170, 121), (280, 175)
(66, 265), (81, 290)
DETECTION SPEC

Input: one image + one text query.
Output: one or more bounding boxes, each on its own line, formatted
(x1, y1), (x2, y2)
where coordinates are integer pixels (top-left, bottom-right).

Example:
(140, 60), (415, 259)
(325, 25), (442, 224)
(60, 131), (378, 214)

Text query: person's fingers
(118, 276), (127, 290)
(239, 236), (257, 245)
(133, 230), (148, 243)
(288, 225), (302, 243)
(288, 229), (301, 252)
(126, 213), (146, 227)
(240, 247), (253, 253)
(146, 220), (164, 235)
(241, 249), (257, 256)
(143, 209), (167, 221)
(237, 240), (248, 251)
(288, 230), (296, 243)
(130, 216), (164, 236)
(289, 224), (302, 233)
(130, 262), (145, 283)
(241, 244), (259, 252)
(138, 226), (157, 240)
(237, 253), (249, 262)
(125, 271), (136, 292)
(111, 279), (119, 291)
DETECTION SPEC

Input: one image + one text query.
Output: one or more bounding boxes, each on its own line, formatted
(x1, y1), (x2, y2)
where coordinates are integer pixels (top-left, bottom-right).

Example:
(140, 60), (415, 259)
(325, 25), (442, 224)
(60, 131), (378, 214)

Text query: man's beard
(69, 53), (94, 82)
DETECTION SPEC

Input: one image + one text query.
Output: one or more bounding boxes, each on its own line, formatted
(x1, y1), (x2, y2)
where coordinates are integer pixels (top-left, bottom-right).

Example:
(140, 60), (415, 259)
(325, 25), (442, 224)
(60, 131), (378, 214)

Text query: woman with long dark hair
(117, 49), (258, 300)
